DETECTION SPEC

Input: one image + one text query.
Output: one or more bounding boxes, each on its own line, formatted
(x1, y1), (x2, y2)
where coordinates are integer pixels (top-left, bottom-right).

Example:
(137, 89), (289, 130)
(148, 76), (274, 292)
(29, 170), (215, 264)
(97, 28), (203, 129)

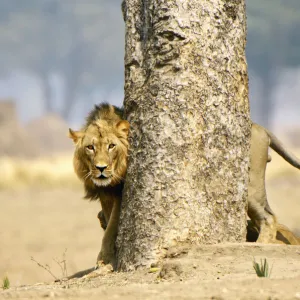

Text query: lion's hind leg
(251, 204), (277, 243)
(256, 213), (277, 243)
(248, 200), (277, 244)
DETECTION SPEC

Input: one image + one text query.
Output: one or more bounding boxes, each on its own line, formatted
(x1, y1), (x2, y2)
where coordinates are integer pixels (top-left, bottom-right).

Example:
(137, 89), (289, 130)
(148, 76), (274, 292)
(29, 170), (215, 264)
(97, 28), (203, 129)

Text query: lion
(69, 103), (129, 270)
(68, 105), (299, 278)
(248, 123), (300, 243)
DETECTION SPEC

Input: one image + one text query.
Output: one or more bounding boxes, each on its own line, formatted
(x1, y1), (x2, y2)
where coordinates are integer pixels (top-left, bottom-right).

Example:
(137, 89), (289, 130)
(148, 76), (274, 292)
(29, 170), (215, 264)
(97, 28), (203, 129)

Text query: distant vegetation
(247, 0), (300, 126)
(0, 0), (299, 126)
(0, 0), (124, 120)
(0, 155), (79, 189)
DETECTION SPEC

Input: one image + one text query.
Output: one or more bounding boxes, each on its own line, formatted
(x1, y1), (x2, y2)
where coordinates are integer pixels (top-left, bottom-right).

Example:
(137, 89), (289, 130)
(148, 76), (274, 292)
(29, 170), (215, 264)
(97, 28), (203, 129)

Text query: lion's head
(69, 105), (129, 189)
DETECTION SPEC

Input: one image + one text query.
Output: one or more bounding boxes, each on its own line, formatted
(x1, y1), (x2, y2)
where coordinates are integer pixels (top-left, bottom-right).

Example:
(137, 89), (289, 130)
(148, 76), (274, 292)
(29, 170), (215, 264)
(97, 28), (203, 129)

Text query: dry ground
(2, 244), (300, 300)
(1, 150), (300, 299)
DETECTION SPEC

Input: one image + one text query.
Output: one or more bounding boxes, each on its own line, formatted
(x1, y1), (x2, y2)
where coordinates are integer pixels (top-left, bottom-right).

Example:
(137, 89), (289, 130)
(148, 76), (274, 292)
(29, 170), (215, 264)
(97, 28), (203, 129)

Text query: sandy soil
(2, 243), (300, 299)
(0, 188), (102, 285)
(1, 154), (300, 299)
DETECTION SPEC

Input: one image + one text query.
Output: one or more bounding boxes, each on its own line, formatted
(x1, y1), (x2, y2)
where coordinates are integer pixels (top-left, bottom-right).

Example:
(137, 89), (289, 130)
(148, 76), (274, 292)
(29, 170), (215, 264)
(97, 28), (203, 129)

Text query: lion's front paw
(95, 260), (114, 272)
(97, 250), (116, 269)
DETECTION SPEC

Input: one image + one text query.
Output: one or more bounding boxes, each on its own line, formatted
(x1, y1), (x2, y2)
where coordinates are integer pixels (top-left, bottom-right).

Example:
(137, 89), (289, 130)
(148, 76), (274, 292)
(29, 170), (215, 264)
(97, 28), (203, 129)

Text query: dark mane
(84, 103), (124, 128)
(84, 182), (124, 202)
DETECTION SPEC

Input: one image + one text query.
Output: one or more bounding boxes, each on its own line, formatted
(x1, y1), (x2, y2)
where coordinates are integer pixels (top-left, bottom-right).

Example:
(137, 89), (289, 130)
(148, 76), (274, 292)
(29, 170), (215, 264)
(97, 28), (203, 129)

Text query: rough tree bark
(117, 0), (251, 271)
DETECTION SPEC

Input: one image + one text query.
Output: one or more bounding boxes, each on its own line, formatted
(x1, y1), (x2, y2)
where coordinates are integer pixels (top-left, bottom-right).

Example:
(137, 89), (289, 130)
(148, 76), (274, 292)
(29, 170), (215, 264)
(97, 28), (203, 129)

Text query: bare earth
(2, 243), (300, 300)
(1, 152), (300, 299)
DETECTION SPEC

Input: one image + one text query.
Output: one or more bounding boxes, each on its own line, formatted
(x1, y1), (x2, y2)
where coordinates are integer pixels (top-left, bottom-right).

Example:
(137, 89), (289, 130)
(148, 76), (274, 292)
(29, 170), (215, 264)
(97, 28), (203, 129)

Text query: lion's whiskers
(83, 171), (92, 181)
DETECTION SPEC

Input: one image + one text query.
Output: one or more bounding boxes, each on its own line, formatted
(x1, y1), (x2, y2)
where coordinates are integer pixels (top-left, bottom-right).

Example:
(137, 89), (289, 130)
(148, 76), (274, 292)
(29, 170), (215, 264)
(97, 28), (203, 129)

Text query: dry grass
(31, 248), (68, 280)
(0, 148), (299, 190)
(0, 153), (80, 189)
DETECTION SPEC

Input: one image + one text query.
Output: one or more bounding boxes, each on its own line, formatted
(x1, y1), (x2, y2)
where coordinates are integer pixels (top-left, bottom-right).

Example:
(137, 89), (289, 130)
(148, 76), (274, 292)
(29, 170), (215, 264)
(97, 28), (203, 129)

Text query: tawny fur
(248, 123), (300, 243)
(247, 220), (300, 245)
(69, 104), (129, 269)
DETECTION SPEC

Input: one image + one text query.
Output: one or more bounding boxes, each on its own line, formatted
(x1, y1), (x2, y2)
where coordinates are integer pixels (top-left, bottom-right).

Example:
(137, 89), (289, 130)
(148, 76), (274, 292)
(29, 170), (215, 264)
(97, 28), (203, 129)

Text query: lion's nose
(96, 165), (108, 172)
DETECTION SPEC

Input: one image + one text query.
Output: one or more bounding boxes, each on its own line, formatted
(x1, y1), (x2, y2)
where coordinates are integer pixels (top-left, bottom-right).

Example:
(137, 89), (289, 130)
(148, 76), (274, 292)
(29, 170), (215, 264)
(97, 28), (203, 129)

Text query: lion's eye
(86, 145), (94, 151)
(108, 143), (115, 150)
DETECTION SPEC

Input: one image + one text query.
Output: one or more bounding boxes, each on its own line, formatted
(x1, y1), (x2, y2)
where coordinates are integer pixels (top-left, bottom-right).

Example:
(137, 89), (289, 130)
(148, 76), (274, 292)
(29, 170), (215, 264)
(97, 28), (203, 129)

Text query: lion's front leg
(97, 198), (121, 270)
(97, 210), (107, 230)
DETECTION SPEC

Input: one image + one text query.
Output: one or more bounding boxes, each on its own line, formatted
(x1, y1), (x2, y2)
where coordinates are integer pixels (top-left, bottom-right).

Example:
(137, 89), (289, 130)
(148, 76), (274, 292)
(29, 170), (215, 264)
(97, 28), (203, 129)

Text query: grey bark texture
(117, 0), (251, 271)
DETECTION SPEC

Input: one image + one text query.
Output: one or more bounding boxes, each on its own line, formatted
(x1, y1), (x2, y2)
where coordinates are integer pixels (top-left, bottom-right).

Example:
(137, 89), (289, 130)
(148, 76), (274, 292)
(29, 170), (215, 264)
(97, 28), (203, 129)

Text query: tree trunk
(117, 0), (251, 271)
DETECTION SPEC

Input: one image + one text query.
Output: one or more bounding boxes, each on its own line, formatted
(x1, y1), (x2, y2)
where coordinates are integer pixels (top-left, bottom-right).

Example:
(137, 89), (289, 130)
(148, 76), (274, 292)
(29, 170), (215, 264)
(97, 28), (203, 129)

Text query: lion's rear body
(248, 123), (300, 243)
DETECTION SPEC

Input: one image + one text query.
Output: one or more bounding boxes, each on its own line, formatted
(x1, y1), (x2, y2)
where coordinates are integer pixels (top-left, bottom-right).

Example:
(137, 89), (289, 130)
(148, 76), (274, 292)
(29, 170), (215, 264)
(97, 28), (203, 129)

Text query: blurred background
(0, 0), (300, 286)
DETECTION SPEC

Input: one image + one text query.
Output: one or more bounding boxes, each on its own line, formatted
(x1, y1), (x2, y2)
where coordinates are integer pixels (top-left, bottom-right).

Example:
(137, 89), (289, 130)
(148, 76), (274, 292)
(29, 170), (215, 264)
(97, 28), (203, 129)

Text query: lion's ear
(69, 128), (84, 144)
(116, 120), (130, 138)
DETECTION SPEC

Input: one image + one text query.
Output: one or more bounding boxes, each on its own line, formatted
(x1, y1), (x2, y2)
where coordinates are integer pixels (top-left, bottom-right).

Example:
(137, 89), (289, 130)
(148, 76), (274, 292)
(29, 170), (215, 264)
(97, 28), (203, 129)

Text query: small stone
(149, 267), (160, 273)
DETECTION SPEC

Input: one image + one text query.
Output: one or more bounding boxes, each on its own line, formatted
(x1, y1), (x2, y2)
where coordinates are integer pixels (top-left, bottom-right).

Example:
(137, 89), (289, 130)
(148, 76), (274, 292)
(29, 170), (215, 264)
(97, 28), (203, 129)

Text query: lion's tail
(58, 267), (96, 281)
(265, 128), (300, 169)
